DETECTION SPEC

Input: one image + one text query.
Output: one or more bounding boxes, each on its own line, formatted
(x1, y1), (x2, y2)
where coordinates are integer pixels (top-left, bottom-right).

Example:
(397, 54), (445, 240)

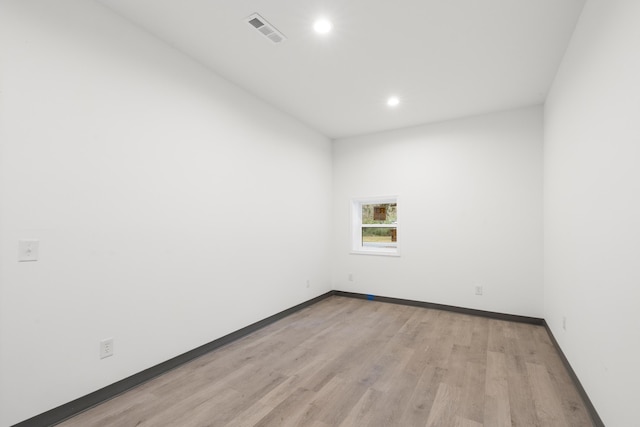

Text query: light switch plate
(18, 240), (39, 262)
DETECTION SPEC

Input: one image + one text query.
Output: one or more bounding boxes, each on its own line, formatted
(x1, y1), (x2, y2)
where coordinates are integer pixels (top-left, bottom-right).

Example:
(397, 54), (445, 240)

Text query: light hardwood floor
(58, 296), (594, 426)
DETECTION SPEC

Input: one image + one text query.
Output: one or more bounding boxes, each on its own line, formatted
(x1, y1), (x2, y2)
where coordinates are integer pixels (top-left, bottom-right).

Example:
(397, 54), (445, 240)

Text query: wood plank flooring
(58, 296), (594, 426)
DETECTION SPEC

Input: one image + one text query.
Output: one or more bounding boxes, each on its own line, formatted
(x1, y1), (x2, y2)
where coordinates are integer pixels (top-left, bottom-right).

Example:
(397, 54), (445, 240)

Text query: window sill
(350, 249), (400, 257)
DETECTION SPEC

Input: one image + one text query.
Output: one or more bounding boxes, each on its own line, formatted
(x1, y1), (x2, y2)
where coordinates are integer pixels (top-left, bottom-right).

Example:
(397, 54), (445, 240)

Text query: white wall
(544, 0), (640, 425)
(0, 1), (332, 425)
(333, 107), (543, 318)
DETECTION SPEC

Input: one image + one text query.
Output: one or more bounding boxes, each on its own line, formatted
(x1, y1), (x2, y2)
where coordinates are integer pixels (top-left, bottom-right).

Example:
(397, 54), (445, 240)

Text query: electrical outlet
(475, 285), (483, 296)
(306, 280), (311, 288)
(100, 338), (114, 359)
(348, 273), (354, 282)
(562, 316), (566, 331)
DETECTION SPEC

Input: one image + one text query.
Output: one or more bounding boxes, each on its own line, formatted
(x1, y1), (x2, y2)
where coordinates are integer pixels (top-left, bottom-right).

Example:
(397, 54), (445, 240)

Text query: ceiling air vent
(246, 13), (287, 44)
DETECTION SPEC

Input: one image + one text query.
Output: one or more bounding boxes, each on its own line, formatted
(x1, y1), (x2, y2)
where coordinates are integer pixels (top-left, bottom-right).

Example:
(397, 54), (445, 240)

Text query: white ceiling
(98, 0), (586, 139)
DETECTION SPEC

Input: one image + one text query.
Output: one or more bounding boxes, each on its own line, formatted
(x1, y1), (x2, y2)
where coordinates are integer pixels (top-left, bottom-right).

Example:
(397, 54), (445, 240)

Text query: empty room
(0, 0), (638, 426)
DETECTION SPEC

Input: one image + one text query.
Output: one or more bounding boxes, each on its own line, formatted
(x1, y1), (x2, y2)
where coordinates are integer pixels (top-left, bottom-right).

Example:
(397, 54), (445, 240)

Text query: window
(351, 196), (399, 256)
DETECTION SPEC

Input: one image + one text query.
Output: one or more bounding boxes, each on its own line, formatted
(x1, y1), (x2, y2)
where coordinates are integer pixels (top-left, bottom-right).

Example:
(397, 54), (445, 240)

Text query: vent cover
(246, 13), (287, 44)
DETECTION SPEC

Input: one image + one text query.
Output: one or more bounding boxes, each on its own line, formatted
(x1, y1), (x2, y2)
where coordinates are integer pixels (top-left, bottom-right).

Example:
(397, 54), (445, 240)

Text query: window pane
(362, 203), (397, 225)
(362, 227), (397, 248)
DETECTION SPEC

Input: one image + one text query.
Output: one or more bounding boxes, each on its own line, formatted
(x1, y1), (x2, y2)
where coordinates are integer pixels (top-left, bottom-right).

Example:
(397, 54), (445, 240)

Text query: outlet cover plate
(100, 338), (114, 359)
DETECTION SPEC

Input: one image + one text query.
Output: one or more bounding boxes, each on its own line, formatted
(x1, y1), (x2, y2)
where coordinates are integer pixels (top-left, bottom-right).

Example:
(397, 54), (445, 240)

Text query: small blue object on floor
(367, 294), (375, 301)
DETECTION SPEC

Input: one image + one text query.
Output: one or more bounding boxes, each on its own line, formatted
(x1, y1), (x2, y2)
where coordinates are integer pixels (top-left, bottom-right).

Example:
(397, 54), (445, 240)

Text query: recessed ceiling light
(387, 96), (400, 107)
(313, 19), (332, 34)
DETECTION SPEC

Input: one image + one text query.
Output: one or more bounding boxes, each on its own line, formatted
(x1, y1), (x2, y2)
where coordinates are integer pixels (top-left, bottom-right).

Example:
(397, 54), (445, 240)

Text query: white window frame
(351, 196), (400, 256)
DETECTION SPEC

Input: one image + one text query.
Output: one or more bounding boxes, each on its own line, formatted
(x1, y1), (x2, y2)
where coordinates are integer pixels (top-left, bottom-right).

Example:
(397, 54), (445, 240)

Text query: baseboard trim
(542, 321), (605, 427)
(13, 291), (334, 427)
(333, 290), (544, 325)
